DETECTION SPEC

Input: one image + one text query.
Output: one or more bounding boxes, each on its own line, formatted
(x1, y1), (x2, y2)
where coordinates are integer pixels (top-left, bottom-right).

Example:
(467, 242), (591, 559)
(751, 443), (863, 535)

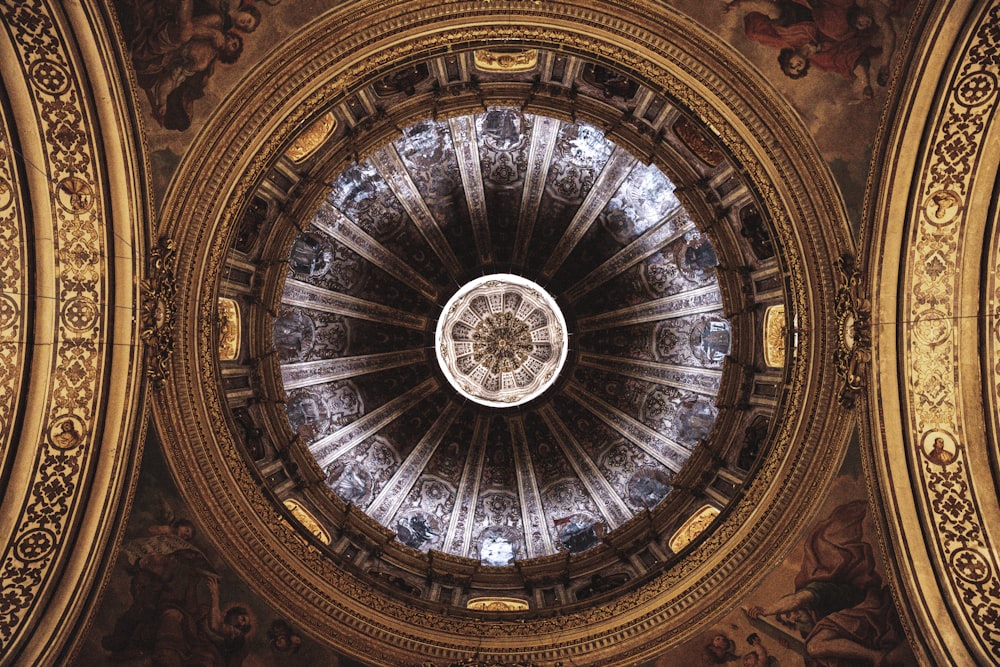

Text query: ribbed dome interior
(274, 109), (728, 563)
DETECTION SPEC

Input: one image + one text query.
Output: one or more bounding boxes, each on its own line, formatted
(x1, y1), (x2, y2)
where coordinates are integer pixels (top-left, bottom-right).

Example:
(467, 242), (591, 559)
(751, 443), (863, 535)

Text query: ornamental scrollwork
(834, 254), (871, 408)
(141, 237), (178, 385)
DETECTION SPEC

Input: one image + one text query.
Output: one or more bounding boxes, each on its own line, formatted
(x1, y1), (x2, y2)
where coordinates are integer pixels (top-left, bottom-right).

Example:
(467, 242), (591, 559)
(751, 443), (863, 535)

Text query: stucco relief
(284, 112), (336, 163)
(218, 297), (241, 361)
(474, 48), (539, 72)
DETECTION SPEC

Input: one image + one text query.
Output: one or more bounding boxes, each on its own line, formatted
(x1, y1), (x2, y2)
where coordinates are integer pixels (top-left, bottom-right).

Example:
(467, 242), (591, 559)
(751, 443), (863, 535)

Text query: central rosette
(472, 312), (533, 373)
(436, 274), (568, 407)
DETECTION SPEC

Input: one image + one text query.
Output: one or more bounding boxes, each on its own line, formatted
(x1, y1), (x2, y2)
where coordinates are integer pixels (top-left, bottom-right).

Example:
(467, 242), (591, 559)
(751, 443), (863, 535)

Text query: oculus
(436, 274), (568, 407)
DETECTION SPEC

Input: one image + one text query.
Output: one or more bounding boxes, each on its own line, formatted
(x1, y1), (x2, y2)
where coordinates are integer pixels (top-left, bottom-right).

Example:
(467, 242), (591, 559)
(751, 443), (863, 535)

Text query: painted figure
(128, 0), (267, 129)
(726, 0), (910, 98)
(103, 531), (253, 665)
(742, 633), (778, 667)
(746, 500), (911, 666)
(705, 633), (739, 664)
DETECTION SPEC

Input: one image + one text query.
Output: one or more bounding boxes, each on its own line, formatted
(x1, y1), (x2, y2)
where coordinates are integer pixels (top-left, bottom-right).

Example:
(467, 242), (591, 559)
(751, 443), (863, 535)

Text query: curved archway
(864, 3), (1000, 665)
(0, 1), (148, 663)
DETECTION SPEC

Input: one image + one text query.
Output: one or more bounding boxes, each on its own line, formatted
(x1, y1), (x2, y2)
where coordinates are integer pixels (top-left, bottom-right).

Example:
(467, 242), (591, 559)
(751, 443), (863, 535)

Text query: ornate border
(0, 58), (28, 485)
(153, 2), (853, 664)
(866, 1), (1000, 663)
(0, 1), (146, 662)
(902, 2), (1000, 660)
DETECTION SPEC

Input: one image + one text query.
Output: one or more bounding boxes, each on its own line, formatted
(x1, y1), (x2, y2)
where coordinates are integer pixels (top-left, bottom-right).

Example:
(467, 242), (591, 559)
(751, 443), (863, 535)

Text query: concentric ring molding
(435, 274), (569, 408)
(153, 2), (853, 664)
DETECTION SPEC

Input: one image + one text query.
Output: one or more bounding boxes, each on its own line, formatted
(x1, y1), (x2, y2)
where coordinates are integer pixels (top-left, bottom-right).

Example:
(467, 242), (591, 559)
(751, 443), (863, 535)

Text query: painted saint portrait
(627, 468), (673, 509)
(288, 232), (334, 276)
(745, 500), (912, 666)
(285, 389), (331, 441)
(326, 461), (372, 506)
(921, 430), (957, 466)
(693, 318), (732, 364)
(273, 309), (316, 363)
(395, 510), (442, 551)
(477, 526), (522, 566)
(555, 513), (603, 553)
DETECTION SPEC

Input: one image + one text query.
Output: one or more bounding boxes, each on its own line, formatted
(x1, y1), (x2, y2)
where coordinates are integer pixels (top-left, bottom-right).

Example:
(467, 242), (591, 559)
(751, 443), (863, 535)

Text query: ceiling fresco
(17, 0), (1000, 665)
(637, 447), (917, 667)
(133, 0), (867, 657)
(77, 431), (368, 667)
(161, 3), (856, 649)
(113, 0), (918, 232)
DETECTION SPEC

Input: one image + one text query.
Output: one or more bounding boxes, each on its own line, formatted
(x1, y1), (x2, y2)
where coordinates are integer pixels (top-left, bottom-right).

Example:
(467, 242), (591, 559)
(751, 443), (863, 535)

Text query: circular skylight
(436, 274), (567, 407)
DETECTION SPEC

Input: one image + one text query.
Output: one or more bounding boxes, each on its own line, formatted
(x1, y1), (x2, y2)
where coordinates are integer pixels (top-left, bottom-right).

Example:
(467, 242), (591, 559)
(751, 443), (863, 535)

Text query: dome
(273, 110), (727, 563)
(151, 5), (853, 664)
(6, 1), (995, 665)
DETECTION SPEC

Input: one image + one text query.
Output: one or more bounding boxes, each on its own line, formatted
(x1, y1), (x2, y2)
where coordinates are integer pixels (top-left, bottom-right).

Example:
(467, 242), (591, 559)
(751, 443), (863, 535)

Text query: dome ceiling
(152, 3), (859, 659)
(274, 110), (727, 563)
(9, 0), (978, 664)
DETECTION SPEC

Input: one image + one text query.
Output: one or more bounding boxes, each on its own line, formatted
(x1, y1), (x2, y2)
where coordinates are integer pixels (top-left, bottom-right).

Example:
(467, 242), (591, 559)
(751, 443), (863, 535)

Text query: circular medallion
(955, 70), (997, 108)
(49, 414), (85, 449)
(922, 190), (963, 226)
(15, 527), (56, 563)
(61, 296), (99, 332)
(29, 58), (71, 95)
(911, 308), (952, 345)
(921, 429), (958, 466)
(0, 293), (18, 329)
(55, 176), (94, 213)
(436, 274), (567, 407)
(950, 547), (992, 584)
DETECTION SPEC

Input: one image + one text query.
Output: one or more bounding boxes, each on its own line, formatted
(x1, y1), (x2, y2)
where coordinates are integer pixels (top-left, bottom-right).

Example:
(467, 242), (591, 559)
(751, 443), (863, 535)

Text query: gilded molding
(217, 297), (241, 361)
(283, 499), (332, 545)
(0, 0), (145, 660)
(865, 1), (1000, 663)
(141, 238), (178, 385)
(668, 504), (720, 553)
(833, 254), (871, 408)
(473, 48), (538, 72)
(284, 112), (337, 163)
(900, 1), (1000, 659)
(466, 597), (531, 612)
(762, 305), (786, 369)
(0, 87), (27, 470)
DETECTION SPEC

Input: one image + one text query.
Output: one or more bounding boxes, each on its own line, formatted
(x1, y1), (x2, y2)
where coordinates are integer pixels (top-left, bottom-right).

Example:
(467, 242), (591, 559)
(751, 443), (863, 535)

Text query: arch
(0, 1), (148, 663)
(865, 2), (1000, 664)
